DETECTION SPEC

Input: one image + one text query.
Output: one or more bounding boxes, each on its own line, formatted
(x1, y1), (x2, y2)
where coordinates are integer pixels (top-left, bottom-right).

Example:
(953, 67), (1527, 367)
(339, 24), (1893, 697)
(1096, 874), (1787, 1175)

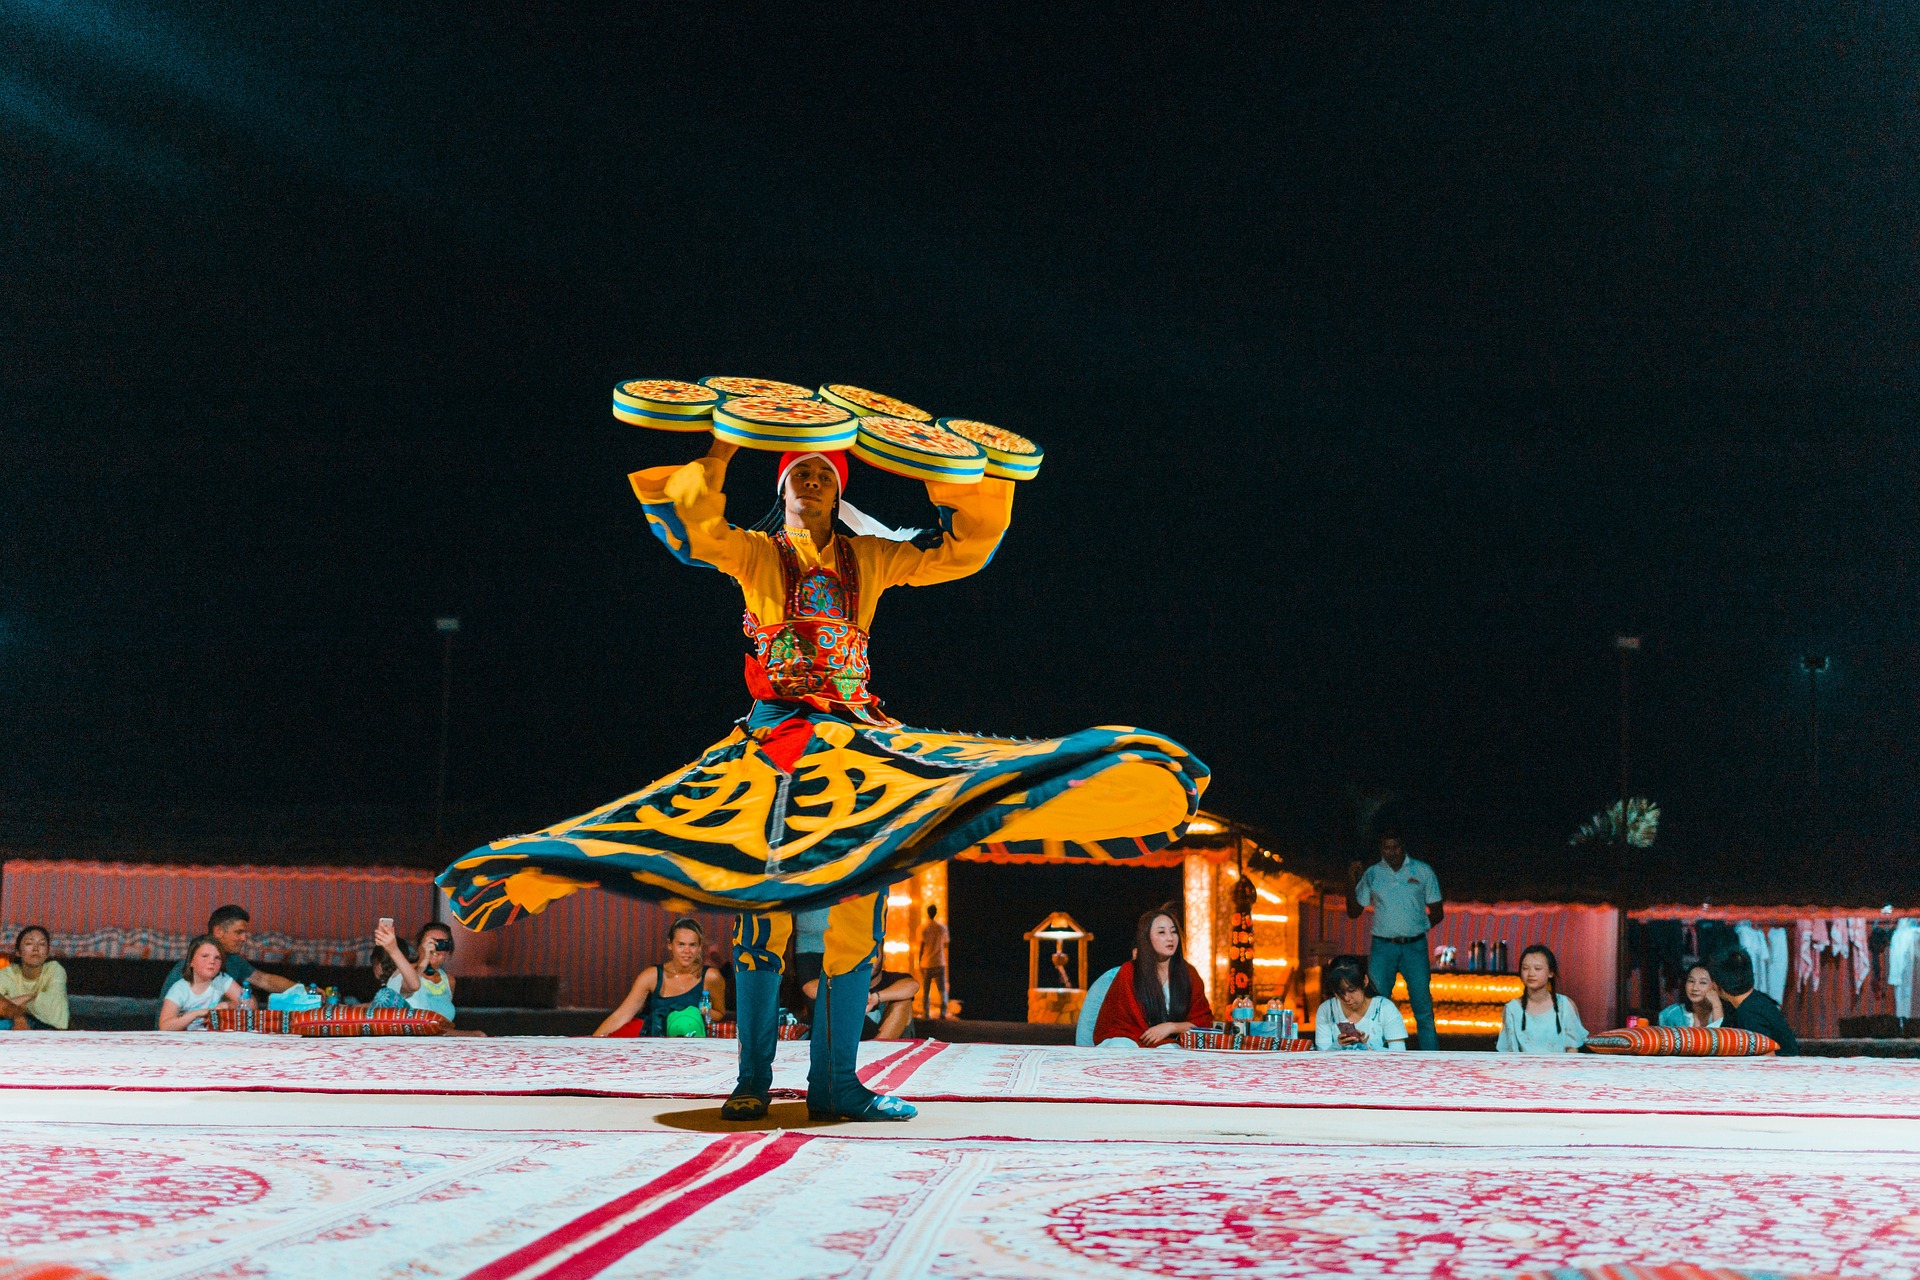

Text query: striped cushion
(1583, 1025), (1778, 1056)
(207, 1007), (297, 1034)
(290, 1007), (450, 1038)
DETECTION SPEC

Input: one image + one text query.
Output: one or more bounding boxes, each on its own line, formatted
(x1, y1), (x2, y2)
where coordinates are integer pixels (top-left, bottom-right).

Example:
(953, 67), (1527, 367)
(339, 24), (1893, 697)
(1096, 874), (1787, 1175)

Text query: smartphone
(1338, 1021), (1360, 1038)
(378, 918), (393, 931)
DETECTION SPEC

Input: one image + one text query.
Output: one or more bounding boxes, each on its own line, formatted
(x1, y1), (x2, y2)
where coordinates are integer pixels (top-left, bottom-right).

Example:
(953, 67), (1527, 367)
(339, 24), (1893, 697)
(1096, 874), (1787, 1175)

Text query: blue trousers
(1368, 936), (1437, 1050)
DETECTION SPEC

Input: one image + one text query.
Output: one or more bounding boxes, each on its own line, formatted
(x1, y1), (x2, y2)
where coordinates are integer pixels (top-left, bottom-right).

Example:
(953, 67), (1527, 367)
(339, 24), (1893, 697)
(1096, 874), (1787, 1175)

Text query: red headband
(776, 450), (849, 495)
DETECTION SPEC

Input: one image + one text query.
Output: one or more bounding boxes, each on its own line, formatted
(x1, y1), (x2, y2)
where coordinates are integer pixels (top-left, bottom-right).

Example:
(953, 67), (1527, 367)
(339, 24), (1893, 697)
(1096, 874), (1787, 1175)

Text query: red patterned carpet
(0, 1037), (1914, 1278)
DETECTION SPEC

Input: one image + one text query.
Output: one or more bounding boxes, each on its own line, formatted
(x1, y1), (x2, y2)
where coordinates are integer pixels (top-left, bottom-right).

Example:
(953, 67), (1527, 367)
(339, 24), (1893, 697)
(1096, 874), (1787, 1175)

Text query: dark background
(5, 5), (1917, 918)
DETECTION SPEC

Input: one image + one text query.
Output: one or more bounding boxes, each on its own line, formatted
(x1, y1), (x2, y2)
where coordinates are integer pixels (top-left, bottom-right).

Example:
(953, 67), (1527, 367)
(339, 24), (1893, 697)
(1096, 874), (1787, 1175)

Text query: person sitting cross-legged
(158, 905), (295, 1007)
(1313, 957), (1407, 1051)
(1092, 906), (1214, 1048)
(1710, 946), (1798, 1056)
(804, 966), (919, 1040)
(1658, 962), (1724, 1030)
(1495, 944), (1587, 1053)
(594, 918), (726, 1038)
(0, 926), (68, 1030)
(373, 921), (460, 1021)
(158, 935), (243, 1031)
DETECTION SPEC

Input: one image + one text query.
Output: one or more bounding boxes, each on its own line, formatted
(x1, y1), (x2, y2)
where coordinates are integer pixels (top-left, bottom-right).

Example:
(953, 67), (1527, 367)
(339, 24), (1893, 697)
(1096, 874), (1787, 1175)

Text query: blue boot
(807, 962), (917, 1122)
(722, 967), (780, 1121)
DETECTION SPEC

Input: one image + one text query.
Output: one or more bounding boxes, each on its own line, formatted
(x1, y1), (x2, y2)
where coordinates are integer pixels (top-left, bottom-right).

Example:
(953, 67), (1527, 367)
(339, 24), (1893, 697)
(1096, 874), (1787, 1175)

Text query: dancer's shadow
(653, 1101), (861, 1132)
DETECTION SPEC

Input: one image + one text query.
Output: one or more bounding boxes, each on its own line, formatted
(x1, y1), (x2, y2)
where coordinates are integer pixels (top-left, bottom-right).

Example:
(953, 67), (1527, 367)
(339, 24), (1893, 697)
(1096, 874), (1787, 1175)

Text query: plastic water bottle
(699, 988), (713, 1036)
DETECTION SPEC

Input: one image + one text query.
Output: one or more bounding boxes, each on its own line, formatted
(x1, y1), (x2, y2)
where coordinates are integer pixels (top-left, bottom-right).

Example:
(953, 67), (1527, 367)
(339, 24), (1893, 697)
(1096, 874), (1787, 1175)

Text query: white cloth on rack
(1734, 922), (1772, 1000)
(1828, 920), (1849, 964)
(1795, 919), (1828, 992)
(1847, 918), (1871, 993)
(1888, 920), (1920, 1020)
(1765, 927), (1789, 1002)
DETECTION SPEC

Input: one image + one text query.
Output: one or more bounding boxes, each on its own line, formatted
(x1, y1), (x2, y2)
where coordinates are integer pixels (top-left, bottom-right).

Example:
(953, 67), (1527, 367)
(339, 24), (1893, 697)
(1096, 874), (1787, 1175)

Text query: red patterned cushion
(290, 1007), (450, 1037)
(205, 1006), (252, 1032)
(206, 1007), (296, 1033)
(0, 1263), (115, 1280)
(1583, 1025), (1778, 1056)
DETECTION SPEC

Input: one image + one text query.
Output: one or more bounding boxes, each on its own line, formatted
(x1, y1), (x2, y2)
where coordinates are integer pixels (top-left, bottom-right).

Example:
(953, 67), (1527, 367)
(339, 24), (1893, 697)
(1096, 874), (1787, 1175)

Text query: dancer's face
(783, 458), (840, 527)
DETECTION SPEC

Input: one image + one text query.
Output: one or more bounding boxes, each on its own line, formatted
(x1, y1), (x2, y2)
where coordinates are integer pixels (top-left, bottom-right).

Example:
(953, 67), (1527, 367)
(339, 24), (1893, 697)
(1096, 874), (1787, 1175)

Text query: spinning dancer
(441, 397), (1207, 1123)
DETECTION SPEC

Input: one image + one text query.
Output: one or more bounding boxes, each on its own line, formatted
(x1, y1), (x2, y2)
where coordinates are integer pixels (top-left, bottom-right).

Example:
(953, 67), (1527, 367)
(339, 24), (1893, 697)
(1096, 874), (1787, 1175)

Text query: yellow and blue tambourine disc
(698, 376), (816, 402)
(850, 416), (986, 484)
(937, 418), (1044, 480)
(819, 384), (933, 422)
(611, 379), (719, 431)
(711, 396), (857, 452)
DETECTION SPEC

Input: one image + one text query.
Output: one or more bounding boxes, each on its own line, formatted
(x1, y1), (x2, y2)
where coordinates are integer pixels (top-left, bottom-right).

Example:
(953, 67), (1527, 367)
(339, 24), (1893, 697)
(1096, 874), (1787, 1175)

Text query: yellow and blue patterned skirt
(437, 707), (1208, 930)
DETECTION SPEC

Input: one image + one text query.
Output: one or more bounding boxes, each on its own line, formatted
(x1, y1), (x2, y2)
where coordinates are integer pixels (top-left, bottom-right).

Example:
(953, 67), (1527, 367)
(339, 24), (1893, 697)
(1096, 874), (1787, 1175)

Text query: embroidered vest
(743, 530), (878, 714)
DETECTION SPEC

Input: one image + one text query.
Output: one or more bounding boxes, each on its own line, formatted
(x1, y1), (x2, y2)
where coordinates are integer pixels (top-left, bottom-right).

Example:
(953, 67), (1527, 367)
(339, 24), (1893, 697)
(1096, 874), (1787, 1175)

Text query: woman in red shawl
(1093, 905), (1214, 1047)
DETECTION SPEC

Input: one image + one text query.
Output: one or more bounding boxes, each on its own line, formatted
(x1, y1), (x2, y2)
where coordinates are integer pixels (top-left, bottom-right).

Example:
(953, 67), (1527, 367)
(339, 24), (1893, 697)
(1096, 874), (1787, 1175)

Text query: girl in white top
(1314, 957), (1407, 1051)
(1497, 944), (1588, 1053)
(158, 936), (242, 1031)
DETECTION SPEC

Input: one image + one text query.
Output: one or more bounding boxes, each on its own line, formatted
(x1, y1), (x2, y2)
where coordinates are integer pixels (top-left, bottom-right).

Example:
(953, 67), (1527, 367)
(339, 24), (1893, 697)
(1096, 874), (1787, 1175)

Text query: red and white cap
(773, 450), (917, 541)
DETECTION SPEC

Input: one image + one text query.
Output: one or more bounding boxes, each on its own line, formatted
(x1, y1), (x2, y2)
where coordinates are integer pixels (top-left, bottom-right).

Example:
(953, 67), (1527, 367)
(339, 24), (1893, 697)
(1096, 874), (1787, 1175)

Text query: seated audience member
(0, 926), (68, 1030)
(1658, 962), (1724, 1030)
(1092, 906), (1214, 1048)
(1314, 957), (1408, 1051)
(803, 966), (920, 1040)
(1496, 944), (1587, 1053)
(159, 905), (295, 1005)
(788, 907), (830, 1029)
(593, 918), (726, 1037)
(374, 921), (459, 1021)
(158, 935), (243, 1030)
(1710, 946), (1798, 1056)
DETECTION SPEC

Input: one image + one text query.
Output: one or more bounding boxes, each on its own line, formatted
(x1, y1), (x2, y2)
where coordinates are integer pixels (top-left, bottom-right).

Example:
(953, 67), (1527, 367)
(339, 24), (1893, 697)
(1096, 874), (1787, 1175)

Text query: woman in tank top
(594, 918), (726, 1037)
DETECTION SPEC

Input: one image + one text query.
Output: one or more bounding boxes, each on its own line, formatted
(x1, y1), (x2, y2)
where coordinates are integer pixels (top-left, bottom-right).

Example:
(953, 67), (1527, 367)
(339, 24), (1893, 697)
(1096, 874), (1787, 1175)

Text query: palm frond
(1570, 797), (1660, 849)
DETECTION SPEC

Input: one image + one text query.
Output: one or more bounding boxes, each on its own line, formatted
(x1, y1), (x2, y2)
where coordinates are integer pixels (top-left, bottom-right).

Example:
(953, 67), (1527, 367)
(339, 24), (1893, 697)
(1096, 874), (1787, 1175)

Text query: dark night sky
(4, 4), (1917, 899)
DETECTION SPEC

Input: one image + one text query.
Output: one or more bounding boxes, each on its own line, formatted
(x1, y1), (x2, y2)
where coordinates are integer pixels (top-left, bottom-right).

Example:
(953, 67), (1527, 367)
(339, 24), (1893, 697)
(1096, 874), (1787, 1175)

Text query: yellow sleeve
(866, 478), (1016, 591)
(629, 456), (773, 585)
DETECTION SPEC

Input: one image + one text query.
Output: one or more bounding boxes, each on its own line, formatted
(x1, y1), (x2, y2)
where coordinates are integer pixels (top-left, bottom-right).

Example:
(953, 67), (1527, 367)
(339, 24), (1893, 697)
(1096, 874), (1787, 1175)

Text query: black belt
(1372, 933), (1427, 945)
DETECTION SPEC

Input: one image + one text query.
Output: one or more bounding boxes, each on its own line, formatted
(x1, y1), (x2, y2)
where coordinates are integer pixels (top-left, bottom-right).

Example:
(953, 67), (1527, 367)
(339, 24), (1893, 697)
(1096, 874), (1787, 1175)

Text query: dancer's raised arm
(868, 477), (1016, 590)
(628, 438), (775, 583)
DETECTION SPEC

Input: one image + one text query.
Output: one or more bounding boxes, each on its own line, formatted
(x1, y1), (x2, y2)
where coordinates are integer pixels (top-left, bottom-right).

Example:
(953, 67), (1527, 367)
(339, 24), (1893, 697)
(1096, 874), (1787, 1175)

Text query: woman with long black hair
(1091, 906), (1214, 1047)
(1496, 944), (1588, 1053)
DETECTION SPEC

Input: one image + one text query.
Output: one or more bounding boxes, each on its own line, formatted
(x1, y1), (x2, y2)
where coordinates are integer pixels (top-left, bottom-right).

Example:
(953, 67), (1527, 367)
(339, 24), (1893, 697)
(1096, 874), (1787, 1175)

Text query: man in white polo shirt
(1346, 829), (1444, 1050)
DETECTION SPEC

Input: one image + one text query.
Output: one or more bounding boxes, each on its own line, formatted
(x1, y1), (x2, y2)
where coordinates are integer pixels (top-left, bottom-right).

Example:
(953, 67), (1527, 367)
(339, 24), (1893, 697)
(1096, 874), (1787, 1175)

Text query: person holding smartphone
(374, 920), (458, 1021)
(1313, 957), (1407, 1051)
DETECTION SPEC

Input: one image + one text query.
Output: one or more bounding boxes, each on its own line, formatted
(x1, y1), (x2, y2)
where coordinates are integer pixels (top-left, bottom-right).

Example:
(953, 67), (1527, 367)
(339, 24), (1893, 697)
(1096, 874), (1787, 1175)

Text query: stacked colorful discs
(937, 418), (1044, 481)
(611, 379), (719, 431)
(698, 376), (816, 402)
(711, 396), (856, 452)
(819, 383), (932, 422)
(851, 416), (986, 483)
